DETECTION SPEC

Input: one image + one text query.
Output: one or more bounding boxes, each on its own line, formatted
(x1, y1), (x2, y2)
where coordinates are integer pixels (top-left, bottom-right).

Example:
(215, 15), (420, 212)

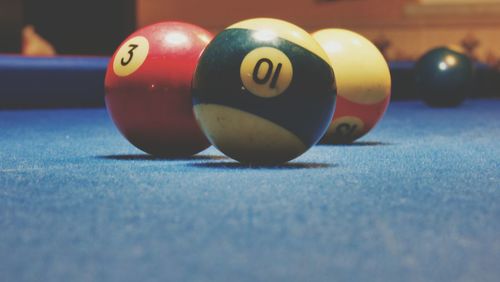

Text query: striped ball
(313, 29), (391, 144)
(193, 18), (336, 164)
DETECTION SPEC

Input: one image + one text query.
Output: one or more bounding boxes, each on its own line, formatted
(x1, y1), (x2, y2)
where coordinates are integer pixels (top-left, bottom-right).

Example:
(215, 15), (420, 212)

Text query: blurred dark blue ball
(415, 47), (474, 107)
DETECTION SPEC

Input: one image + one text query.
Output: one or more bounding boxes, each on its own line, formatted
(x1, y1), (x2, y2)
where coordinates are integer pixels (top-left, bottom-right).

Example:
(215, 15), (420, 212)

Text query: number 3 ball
(192, 18), (336, 164)
(105, 22), (213, 156)
(313, 29), (391, 144)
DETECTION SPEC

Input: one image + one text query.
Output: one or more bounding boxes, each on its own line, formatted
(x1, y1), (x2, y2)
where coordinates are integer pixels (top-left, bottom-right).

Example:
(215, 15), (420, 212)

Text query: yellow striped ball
(313, 29), (391, 144)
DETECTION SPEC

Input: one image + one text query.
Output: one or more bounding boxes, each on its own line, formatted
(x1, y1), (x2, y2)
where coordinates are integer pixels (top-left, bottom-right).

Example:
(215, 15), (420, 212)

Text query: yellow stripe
(194, 103), (307, 164)
(313, 29), (391, 104)
(227, 18), (331, 66)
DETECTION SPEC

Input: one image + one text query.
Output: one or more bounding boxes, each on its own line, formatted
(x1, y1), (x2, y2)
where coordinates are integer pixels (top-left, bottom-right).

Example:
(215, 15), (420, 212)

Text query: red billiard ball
(105, 22), (213, 156)
(313, 29), (391, 144)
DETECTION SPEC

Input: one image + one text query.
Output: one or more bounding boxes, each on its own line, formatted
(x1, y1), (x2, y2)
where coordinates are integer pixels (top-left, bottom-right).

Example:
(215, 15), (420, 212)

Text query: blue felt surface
(0, 100), (499, 282)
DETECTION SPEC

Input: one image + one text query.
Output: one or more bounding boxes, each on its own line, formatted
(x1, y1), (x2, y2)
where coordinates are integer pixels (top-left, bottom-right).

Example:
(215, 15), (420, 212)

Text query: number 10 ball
(192, 18), (336, 164)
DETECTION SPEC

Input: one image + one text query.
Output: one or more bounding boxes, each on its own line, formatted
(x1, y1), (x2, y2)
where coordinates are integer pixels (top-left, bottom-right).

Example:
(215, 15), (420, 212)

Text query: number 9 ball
(313, 29), (391, 144)
(105, 22), (213, 156)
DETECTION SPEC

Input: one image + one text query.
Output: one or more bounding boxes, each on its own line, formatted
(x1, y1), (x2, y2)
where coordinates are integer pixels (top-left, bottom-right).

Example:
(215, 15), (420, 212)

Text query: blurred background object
(22, 25), (56, 56)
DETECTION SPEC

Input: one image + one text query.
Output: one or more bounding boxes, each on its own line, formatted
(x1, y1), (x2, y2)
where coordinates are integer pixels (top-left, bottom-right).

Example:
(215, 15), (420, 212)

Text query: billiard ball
(105, 22), (213, 156)
(415, 46), (474, 107)
(313, 29), (391, 144)
(192, 18), (336, 164)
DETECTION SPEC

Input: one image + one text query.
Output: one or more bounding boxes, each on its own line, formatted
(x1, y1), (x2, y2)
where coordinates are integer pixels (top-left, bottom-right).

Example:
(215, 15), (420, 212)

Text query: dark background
(0, 0), (136, 55)
(0, 0), (23, 53)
